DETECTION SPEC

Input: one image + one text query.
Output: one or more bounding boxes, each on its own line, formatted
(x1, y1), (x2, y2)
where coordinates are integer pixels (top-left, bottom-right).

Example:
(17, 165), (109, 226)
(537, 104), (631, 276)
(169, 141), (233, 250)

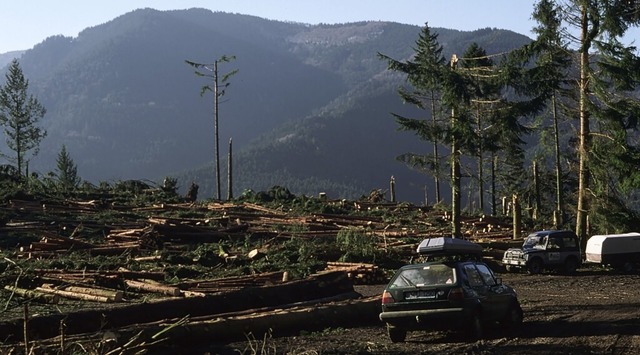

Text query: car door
(476, 263), (512, 320)
(464, 263), (511, 321)
(546, 235), (563, 266)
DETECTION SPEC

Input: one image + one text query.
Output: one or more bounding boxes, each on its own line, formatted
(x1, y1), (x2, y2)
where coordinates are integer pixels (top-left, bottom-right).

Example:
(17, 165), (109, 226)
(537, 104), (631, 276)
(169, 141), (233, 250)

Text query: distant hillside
(0, 50), (25, 68)
(0, 9), (532, 202)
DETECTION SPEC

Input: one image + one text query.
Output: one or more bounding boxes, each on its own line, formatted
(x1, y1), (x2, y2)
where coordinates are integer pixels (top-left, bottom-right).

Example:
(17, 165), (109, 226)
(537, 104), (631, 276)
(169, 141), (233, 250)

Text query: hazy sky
(2, 1), (639, 54)
(0, 0), (543, 53)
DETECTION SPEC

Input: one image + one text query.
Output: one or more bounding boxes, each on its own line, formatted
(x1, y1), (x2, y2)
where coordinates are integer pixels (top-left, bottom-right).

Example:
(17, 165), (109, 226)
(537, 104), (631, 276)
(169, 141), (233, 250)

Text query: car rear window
(464, 263), (497, 286)
(390, 264), (456, 288)
(464, 264), (485, 287)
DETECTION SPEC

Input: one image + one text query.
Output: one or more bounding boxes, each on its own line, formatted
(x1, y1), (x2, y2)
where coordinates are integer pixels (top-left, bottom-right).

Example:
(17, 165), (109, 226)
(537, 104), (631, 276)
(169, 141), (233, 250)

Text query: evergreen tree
(504, 0), (573, 223)
(559, 0), (640, 243)
(55, 144), (80, 193)
(0, 59), (47, 176)
(381, 27), (536, 236)
(461, 43), (499, 213)
(378, 24), (447, 203)
(380, 24), (478, 236)
(530, 0), (572, 224)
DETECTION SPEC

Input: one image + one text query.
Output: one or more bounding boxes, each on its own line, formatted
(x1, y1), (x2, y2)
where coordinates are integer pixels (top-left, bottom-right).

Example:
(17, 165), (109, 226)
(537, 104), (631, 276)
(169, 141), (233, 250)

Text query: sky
(0, 0), (544, 54)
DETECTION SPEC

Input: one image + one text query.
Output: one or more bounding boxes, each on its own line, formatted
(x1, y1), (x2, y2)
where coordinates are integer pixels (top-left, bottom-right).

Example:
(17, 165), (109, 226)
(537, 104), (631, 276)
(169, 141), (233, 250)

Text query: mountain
(0, 8), (532, 203)
(0, 50), (25, 68)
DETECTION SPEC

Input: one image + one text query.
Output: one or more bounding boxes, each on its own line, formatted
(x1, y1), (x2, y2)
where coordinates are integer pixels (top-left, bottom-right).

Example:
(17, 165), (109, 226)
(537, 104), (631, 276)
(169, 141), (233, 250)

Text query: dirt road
(212, 268), (640, 354)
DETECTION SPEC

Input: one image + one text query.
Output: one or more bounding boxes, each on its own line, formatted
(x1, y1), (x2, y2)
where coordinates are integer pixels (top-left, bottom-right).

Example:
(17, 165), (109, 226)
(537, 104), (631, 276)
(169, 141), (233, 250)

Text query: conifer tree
(381, 27), (480, 236)
(560, 0), (640, 242)
(0, 59), (47, 176)
(378, 24), (447, 203)
(530, 0), (572, 224)
(55, 144), (80, 193)
(381, 26), (538, 235)
(503, 0), (572, 223)
(461, 43), (499, 213)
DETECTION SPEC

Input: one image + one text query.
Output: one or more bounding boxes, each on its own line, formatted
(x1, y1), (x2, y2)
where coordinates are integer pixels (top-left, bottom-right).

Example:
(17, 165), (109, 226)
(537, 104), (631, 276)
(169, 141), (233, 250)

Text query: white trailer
(585, 232), (640, 272)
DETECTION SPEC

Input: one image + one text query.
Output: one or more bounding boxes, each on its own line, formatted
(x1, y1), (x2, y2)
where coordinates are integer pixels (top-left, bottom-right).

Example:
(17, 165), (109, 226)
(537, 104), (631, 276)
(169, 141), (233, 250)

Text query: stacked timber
(325, 262), (387, 284)
(0, 270), (358, 344)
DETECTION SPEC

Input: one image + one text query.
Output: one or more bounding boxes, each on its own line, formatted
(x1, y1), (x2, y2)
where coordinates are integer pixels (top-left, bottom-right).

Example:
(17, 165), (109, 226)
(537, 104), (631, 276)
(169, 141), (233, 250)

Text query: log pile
(0, 270), (361, 347)
(325, 262), (387, 284)
(0, 195), (519, 353)
(4, 268), (298, 309)
(6, 199), (514, 262)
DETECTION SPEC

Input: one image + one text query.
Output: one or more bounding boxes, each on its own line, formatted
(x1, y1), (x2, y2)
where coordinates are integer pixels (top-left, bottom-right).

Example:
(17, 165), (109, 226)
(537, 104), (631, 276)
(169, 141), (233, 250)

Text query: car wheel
(527, 258), (543, 274)
(466, 312), (483, 341)
(501, 302), (523, 330)
(387, 324), (406, 343)
(504, 265), (513, 273)
(563, 257), (579, 275)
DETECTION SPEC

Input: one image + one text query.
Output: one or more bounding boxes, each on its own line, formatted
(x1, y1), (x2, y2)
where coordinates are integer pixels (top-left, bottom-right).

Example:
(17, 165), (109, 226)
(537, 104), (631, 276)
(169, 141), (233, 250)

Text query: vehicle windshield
(390, 264), (456, 288)
(523, 235), (545, 249)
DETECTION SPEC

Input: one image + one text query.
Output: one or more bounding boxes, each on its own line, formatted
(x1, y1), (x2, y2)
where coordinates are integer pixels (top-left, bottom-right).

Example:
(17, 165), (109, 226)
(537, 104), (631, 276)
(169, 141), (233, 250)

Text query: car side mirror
(495, 277), (503, 285)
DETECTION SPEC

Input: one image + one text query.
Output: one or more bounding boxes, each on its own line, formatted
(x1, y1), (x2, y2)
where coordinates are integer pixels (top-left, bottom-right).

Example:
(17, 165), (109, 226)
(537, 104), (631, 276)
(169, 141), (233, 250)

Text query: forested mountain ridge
(0, 51), (24, 68)
(0, 8), (532, 202)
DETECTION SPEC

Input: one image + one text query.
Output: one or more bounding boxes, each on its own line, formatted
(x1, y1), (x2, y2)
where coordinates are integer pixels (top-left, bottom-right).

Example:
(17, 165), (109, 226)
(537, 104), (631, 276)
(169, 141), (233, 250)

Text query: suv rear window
(390, 264), (456, 288)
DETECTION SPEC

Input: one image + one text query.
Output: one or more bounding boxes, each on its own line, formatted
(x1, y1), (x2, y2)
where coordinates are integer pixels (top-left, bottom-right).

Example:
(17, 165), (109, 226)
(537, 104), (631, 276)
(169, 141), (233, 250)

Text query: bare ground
(209, 267), (640, 354)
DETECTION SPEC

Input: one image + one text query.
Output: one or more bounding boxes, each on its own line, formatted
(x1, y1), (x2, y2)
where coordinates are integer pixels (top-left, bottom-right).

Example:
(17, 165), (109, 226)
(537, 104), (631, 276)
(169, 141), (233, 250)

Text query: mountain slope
(0, 9), (532, 202)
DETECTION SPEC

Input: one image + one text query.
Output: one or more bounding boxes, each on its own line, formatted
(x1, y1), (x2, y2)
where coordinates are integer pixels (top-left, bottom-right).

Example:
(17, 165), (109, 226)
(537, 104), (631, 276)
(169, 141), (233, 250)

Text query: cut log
(35, 287), (111, 303)
(116, 295), (381, 347)
(125, 280), (181, 297)
(133, 255), (162, 262)
(3, 286), (59, 304)
(63, 286), (123, 302)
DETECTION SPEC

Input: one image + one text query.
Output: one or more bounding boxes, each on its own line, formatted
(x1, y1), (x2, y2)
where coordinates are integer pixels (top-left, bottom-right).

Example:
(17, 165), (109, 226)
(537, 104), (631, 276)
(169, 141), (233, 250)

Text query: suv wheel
(563, 257), (579, 275)
(614, 262), (635, 273)
(387, 324), (406, 343)
(527, 258), (543, 274)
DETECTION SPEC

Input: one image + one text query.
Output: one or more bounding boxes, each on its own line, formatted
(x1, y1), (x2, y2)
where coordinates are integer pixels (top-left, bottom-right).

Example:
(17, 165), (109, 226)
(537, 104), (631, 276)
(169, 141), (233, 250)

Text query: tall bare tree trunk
(451, 105), (461, 238)
(450, 55), (461, 238)
(552, 93), (563, 226)
(533, 160), (540, 220)
(213, 61), (221, 200)
(477, 112), (484, 213)
(227, 138), (233, 200)
(491, 153), (497, 216)
(512, 194), (521, 240)
(431, 91), (441, 203)
(576, 5), (590, 250)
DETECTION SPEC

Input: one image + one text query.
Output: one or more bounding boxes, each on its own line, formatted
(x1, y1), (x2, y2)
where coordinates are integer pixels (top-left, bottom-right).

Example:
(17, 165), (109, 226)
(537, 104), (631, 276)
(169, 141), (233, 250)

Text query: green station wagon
(379, 237), (523, 342)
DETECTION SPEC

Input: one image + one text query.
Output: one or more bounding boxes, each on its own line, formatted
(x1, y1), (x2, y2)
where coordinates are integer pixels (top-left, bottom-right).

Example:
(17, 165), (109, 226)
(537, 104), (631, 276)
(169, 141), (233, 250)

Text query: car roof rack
(416, 237), (483, 261)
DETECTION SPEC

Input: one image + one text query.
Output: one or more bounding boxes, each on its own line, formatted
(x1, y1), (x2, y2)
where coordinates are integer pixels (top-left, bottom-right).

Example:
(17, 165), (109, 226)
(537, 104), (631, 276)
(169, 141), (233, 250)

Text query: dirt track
(212, 267), (640, 354)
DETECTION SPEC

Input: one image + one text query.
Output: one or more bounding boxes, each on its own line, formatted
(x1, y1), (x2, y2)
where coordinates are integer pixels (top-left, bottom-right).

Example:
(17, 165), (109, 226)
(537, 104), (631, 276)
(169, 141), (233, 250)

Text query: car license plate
(405, 290), (436, 299)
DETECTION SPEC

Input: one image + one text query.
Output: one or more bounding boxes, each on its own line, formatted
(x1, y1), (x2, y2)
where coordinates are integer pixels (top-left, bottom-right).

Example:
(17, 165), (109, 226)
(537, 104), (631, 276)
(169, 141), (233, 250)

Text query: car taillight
(448, 287), (464, 300)
(381, 290), (395, 305)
